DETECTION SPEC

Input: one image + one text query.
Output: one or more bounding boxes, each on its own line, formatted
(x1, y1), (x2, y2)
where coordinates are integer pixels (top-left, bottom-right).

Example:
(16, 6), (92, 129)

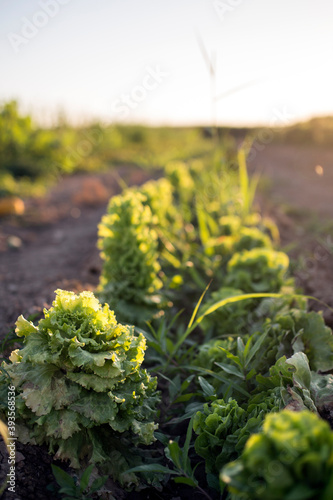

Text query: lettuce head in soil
(0, 289), (160, 478)
(221, 410), (333, 500)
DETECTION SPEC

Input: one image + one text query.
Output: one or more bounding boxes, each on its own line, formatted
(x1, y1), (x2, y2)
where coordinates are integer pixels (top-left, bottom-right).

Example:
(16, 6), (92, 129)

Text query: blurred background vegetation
(1, 100), (332, 200)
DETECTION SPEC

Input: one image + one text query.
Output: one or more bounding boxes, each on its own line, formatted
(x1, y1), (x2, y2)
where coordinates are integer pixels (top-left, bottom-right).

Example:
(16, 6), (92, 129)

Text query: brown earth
(248, 143), (333, 326)
(0, 166), (151, 338)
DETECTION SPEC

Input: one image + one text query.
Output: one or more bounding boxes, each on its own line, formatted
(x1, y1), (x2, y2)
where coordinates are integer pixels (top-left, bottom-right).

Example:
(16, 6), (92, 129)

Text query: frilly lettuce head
(0, 290), (160, 474)
(97, 190), (163, 325)
(193, 397), (279, 477)
(221, 410), (333, 500)
(226, 248), (289, 293)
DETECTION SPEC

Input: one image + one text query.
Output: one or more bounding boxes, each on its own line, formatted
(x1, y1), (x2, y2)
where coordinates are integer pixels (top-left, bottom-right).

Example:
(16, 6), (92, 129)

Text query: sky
(0, 0), (333, 126)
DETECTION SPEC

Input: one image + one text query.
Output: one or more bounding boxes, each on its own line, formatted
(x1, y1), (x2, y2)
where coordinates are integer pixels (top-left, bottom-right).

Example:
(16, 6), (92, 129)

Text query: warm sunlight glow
(1, 0), (333, 125)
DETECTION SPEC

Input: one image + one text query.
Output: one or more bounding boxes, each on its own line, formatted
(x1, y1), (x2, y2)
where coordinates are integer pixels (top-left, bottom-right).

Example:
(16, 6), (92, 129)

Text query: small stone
(7, 235), (22, 249)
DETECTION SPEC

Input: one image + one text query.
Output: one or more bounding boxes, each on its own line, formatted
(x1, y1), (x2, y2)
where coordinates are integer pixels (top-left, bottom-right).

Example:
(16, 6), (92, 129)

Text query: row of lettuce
(1, 150), (333, 499)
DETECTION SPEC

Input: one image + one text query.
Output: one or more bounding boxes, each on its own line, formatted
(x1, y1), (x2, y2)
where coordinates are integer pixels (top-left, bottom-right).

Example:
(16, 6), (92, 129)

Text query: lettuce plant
(97, 191), (163, 325)
(226, 248), (289, 292)
(275, 309), (333, 372)
(193, 398), (279, 477)
(221, 410), (333, 500)
(0, 290), (160, 476)
(139, 178), (177, 227)
(251, 309), (333, 376)
(232, 226), (272, 253)
(218, 215), (242, 236)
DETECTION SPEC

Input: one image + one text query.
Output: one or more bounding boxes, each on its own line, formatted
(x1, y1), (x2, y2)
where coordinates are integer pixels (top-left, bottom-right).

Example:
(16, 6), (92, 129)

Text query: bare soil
(0, 166), (151, 338)
(249, 143), (333, 326)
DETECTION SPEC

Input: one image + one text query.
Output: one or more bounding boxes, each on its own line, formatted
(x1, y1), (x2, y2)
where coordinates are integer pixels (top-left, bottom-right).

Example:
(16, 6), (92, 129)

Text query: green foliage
(237, 147), (260, 218)
(2, 117), (333, 498)
(232, 227), (273, 253)
(221, 410), (333, 500)
(97, 191), (163, 325)
(193, 397), (279, 478)
(226, 248), (289, 292)
(0, 290), (160, 478)
(138, 178), (177, 228)
(199, 287), (255, 337)
(219, 215), (242, 236)
(51, 464), (108, 500)
(275, 309), (333, 372)
(195, 337), (236, 371)
(128, 418), (213, 499)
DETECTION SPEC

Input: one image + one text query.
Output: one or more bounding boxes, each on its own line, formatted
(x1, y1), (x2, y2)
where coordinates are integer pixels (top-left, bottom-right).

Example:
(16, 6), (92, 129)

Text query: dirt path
(0, 167), (150, 337)
(250, 143), (333, 325)
(250, 143), (333, 218)
(0, 143), (332, 338)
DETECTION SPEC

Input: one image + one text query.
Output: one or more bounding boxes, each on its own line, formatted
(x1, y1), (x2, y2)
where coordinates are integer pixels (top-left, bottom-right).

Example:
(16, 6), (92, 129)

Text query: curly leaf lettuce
(97, 191), (163, 324)
(221, 410), (333, 500)
(0, 290), (160, 476)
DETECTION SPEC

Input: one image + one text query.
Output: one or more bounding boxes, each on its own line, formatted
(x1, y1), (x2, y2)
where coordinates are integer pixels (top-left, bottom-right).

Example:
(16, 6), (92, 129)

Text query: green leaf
(238, 147), (250, 215)
(243, 336), (252, 360)
(218, 347), (242, 368)
(245, 327), (270, 368)
(180, 375), (195, 392)
(174, 476), (198, 486)
(196, 293), (282, 324)
(51, 465), (76, 490)
(15, 315), (39, 337)
(245, 368), (256, 380)
(166, 440), (182, 469)
(89, 475), (108, 494)
(174, 393), (197, 403)
(126, 464), (177, 475)
(214, 361), (244, 379)
(286, 352), (311, 390)
(79, 464), (94, 492)
(183, 416), (194, 471)
(154, 431), (170, 446)
(237, 337), (245, 361)
(196, 204), (212, 254)
(198, 376), (216, 397)
(187, 366), (250, 397)
(188, 281), (211, 329)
